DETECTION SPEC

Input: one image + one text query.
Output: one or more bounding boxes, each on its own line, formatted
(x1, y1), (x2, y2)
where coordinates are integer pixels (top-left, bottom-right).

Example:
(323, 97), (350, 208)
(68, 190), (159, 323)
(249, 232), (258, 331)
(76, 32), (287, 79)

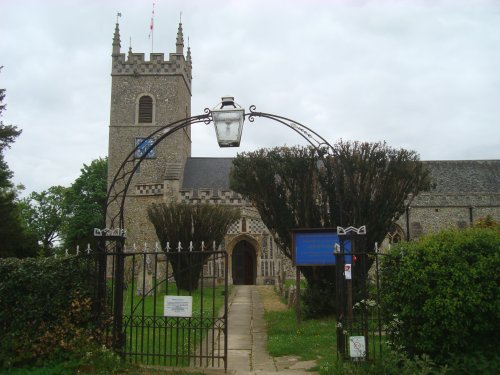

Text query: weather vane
(116, 12), (122, 23)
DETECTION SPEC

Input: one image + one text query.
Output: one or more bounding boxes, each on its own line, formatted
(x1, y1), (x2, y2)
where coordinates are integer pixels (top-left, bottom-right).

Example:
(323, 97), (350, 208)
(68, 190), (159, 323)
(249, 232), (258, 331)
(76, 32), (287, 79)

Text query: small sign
(349, 336), (366, 358)
(164, 295), (193, 317)
(345, 264), (352, 280)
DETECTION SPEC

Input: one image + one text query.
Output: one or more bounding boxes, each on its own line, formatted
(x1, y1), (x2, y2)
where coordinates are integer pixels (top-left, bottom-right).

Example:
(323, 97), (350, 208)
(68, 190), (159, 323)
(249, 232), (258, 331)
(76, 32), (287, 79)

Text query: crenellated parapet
(136, 183), (164, 196)
(111, 52), (191, 91)
(112, 52), (190, 80)
(135, 184), (250, 204)
(179, 188), (247, 205)
(111, 21), (192, 89)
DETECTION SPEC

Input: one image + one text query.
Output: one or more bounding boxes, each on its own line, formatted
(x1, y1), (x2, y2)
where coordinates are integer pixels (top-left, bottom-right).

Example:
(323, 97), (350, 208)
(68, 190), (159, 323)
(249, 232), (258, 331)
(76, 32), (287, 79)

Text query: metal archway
(100, 105), (337, 236)
(93, 104), (340, 353)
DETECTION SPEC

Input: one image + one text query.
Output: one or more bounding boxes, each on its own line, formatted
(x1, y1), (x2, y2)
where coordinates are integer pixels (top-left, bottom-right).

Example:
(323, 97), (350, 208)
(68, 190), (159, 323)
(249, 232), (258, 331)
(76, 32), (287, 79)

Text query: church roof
(424, 160), (499, 193)
(182, 157), (233, 190)
(181, 157), (500, 194)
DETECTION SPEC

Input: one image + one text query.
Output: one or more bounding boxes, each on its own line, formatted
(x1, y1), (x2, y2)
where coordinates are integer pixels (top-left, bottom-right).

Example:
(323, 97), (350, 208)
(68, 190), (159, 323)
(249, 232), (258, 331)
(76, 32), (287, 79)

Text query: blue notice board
(293, 230), (351, 266)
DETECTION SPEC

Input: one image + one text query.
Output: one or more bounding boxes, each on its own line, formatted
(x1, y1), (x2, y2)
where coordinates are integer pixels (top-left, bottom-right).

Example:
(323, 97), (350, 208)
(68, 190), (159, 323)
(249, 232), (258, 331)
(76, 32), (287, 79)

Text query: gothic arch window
(386, 224), (405, 245)
(137, 95), (155, 124)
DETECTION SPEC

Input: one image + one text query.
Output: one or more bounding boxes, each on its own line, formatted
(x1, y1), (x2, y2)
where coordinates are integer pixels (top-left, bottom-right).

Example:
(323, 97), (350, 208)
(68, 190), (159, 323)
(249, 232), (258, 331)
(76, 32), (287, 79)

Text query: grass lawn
(123, 282), (228, 366)
(261, 292), (337, 372)
(0, 361), (208, 375)
(259, 286), (387, 375)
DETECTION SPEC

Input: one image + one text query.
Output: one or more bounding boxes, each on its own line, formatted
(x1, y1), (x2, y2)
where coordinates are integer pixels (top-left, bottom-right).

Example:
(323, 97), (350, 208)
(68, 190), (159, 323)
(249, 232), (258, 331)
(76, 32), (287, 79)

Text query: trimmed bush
(0, 256), (98, 368)
(381, 228), (500, 365)
(148, 202), (240, 292)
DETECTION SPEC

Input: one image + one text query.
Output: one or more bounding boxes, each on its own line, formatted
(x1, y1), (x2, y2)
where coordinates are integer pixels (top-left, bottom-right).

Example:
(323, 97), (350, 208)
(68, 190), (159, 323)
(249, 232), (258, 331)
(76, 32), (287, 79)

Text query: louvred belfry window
(138, 95), (153, 123)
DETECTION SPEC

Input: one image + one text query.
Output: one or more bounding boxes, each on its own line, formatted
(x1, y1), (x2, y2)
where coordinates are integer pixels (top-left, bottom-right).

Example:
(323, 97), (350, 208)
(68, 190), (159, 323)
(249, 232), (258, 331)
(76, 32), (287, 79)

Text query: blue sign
(293, 230), (351, 266)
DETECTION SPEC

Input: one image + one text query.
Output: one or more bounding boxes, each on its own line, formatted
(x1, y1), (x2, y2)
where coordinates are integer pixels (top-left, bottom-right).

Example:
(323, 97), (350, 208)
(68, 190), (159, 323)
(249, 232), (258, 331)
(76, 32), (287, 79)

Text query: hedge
(381, 228), (500, 365)
(0, 255), (98, 368)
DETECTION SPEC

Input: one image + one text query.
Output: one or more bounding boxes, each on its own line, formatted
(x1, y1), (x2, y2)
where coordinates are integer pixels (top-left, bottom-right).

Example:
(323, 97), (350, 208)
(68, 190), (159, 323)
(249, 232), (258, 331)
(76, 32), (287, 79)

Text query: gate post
(94, 228), (127, 352)
(335, 242), (346, 359)
(95, 233), (107, 324)
(336, 225), (367, 361)
(112, 236), (126, 351)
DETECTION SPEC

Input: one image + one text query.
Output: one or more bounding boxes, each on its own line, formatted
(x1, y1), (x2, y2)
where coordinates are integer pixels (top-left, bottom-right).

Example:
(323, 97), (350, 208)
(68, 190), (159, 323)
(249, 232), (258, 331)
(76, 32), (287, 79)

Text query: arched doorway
(232, 240), (256, 285)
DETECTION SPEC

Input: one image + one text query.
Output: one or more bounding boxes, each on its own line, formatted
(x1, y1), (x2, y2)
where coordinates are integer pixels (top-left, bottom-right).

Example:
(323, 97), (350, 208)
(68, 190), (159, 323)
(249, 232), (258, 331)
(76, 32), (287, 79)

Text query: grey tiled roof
(424, 160), (500, 193)
(181, 157), (500, 194)
(182, 157), (234, 190)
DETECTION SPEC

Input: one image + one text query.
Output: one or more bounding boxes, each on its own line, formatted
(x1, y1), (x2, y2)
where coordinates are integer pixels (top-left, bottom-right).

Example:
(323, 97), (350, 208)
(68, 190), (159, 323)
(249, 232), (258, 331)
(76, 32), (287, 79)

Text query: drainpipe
(405, 206), (411, 241)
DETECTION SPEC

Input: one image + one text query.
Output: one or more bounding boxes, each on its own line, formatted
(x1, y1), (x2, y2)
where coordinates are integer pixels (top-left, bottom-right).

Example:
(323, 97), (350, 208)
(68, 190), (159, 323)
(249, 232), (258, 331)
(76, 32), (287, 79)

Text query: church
(107, 21), (500, 285)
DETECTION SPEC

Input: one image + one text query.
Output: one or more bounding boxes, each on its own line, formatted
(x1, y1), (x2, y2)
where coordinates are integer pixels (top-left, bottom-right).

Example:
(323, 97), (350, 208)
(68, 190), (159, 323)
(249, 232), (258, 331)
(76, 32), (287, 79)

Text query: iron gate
(95, 238), (228, 370)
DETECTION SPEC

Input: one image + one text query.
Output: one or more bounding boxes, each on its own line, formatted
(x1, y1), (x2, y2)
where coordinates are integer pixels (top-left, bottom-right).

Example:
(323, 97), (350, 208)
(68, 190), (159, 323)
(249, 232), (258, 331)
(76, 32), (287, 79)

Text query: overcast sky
(1, 0), (499, 195)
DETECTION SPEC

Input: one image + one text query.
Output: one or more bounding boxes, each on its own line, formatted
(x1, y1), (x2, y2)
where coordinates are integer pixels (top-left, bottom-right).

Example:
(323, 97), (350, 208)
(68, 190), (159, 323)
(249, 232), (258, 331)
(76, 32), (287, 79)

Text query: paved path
(146, 285), (316, 375)
(226, 285), (277, 373)
(226, 285), (316, 375)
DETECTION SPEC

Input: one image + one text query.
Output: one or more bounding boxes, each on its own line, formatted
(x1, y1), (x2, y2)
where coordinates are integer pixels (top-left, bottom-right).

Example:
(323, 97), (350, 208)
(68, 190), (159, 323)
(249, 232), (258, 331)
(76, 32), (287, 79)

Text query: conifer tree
(230, 142), (431, 317)
(148, 202), (240, 292)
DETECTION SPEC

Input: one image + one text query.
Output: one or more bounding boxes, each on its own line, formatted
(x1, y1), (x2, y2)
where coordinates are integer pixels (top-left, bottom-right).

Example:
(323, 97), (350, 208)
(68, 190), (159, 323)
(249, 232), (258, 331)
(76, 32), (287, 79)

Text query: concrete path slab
(189, 285), (317, 375)
(225, 286), (317, 375)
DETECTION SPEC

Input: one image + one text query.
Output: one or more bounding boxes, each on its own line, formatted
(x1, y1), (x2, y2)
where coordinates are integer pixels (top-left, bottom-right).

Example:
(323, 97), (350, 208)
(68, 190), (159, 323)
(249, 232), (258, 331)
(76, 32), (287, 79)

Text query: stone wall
(396, 192), (500, 240)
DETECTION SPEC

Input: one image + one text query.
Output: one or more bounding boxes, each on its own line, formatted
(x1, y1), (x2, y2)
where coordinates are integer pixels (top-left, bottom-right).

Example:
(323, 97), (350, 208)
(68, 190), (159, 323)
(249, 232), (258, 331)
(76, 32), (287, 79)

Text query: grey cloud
(1, 0), (499, 195)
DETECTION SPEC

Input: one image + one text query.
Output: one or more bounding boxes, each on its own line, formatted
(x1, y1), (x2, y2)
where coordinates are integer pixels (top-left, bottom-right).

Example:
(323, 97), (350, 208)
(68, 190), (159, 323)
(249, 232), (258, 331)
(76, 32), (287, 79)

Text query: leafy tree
(230, 142), (430, 317)
(19, 185), (67, 255)
(62, 158), (107, 250)
(381, 228), (500, 366)
(148, 202), (240, 292)
(0, 67), (38, 258)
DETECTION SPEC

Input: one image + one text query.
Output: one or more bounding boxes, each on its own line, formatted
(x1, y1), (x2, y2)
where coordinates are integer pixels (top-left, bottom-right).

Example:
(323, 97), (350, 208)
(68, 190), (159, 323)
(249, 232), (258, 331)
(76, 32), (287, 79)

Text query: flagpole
(149, 3), (155, 53)
(151, 2), (154, 54)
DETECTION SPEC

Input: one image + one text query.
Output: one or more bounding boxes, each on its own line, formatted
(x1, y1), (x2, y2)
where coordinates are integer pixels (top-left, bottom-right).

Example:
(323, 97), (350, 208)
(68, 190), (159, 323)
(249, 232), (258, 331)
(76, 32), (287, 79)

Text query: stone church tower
(107, 21), (192, 244)
(106, 20), (285, 285)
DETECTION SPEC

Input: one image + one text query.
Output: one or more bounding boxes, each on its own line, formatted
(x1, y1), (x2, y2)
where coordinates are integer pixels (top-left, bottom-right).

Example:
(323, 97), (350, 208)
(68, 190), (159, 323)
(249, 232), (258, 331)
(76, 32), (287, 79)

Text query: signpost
(336, 225), (367, 361)
(291, 229), (351, 323)
(291, 226), (368, 361)
(292, 229), (351, 266)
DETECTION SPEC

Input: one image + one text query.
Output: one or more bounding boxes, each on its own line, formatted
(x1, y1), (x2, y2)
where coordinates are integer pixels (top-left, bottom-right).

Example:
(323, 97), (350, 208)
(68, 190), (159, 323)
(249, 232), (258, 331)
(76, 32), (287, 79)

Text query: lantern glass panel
(212, 108), (245, 147)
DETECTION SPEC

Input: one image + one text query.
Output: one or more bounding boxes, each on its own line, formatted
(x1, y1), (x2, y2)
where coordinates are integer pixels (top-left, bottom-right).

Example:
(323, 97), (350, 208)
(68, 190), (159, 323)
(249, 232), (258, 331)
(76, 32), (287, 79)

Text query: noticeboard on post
(292, 229), (351, 266)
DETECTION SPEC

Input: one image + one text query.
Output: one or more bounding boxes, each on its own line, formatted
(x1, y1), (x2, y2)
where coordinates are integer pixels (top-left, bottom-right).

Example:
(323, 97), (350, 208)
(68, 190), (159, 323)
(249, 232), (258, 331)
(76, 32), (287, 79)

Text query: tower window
(138, 95), (153, 123)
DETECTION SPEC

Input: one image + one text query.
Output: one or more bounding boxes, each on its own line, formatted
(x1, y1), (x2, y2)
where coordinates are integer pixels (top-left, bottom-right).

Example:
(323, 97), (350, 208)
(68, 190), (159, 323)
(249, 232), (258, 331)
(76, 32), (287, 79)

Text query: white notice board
(164, 295), (193, 317)
(349, 336), (366, 358)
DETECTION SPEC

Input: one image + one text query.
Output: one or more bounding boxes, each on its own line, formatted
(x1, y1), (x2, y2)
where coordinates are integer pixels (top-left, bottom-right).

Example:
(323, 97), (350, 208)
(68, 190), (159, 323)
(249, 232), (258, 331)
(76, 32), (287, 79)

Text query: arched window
(138, 95), (153, 123)
(386, 224), (405, 245)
